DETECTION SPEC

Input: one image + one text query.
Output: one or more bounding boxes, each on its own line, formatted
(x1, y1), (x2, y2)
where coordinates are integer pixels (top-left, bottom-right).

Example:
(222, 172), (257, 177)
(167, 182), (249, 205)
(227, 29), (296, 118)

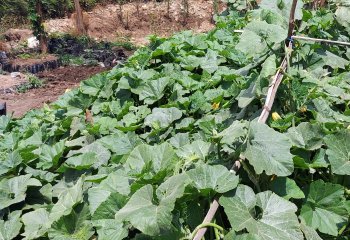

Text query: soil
(0, 73), (28, 92)
(0, 66), (109, 118)
(45, 0), (225, 45)
(9, 55), (58, 67)
(0, 0), (225, 117)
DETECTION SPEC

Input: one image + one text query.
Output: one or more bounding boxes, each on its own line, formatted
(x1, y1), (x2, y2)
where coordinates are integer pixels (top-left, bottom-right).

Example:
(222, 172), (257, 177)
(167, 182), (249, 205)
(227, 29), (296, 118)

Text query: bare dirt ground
(45, 0), (225, 45)
(0, 0), (225, 117)
(0, 66), (108, 117)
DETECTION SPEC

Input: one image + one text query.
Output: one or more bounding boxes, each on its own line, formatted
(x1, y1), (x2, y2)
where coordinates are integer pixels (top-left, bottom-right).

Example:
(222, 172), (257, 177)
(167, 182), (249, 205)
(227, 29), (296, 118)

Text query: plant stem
(191, 223), (224, 240)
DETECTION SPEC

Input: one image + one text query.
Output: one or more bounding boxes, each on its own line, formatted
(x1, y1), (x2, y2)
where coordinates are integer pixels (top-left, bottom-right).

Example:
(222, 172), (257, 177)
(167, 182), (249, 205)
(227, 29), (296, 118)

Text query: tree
(73, 0), (87, 35)
(28, 0), (48, 53)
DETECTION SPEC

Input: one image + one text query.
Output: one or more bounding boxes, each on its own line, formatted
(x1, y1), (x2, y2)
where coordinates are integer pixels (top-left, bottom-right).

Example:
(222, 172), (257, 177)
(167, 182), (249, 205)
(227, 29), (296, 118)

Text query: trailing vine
(28, 0), (48, 53)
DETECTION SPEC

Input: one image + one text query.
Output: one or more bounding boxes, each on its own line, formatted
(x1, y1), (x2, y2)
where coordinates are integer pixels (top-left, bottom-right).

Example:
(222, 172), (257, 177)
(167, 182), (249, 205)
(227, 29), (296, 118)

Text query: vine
(28, 0), (48, 53)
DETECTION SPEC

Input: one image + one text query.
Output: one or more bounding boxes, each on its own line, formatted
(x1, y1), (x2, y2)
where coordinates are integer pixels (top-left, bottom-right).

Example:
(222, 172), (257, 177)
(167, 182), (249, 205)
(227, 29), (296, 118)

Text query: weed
(16, 74), (44, 93)
(59, 54), (85, 66)
(112, 37), (137, 51)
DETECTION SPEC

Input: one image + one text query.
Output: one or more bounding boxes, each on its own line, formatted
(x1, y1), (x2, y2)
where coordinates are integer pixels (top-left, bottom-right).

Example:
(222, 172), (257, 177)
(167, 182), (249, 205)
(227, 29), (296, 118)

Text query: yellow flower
(300, 106), (307, 113)
(272, 112), (282, 121)
(212, 102), (220, 110)
(65, 88), (71, 93)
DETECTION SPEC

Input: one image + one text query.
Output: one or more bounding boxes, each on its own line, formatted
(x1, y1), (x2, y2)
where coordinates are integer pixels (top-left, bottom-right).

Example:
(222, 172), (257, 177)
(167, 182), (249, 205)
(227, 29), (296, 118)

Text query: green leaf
(138, 77), (170, 104)
(0, 210), (22, 240)
(300, 223), (322, 240)
(156, 174), (190, 205)
(217, 121), (247, 145)
(88, 170), (130, 216)
(336, 6), (350, 32)
(80, 74), (107, 96)
(220, 185), (303, 240)
(259, 0), (303, 23)
(22, 208), (51, 240)
(269, 177), (305, 200)
(243, 122), (294, 176)
(176, 140), (211, 162)
(115, 185), (174, 236)
(0, 175), (41, 210)
(144, 107), (182, 129)
(124, 143), (178, 179)
(324, 130), (350, 175)
(0, 150), (23, 176)
(48, 204), (94, 240)
(37, 140), (65, 170)
(187, 164), (239, 194)
(287, 123), (325, 151)
(236, 21), (287, 56)
(64, 152), (98, 170)
(98, 132), (141, 156)
(66, 142), (111, 169)
(94, 220), (128, 240)
(49, 177), (84, 222)
(300, 180), (350, 236)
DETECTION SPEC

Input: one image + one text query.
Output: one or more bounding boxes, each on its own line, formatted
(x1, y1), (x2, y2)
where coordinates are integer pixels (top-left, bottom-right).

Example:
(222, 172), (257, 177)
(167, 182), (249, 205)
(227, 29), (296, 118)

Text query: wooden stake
(192, 1), (299, 239)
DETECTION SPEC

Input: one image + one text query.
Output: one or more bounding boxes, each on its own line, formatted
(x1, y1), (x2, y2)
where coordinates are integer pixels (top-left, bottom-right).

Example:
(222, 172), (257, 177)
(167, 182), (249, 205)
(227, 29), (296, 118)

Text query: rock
(10, 72), (22, 79)
(27, 37), (40, 49)
(0, 102), (6, 116)
(0, 51), (8, 64)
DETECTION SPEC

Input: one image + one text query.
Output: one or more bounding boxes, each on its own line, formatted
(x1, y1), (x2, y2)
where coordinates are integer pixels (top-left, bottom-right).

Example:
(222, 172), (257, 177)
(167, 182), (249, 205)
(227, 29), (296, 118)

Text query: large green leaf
(144, 107), (182, 129)
(259, 0), (303, 24)
(236, 21), (287, 56)
(186, 164), (239, 194)
(0, 150), (22, 176)
(88, 169), (130, 216)
(64, 152), (98, 170)
(243, 122), (294, 176)
(269, 177), (305, 200)
(49, 177), (84, 222)
(0, 175), (41, 210)
(124, 143), (178, 179)
(137, 77), (170, 104)
(300, 223), (322, 240)
(324, 130), (350, 175)
(80, 74), (107, 96)
(115, 185), (174, 236)
(156, 174), (190, 205)
(22, 208), (51, 240)
(0, 210), (22, 240)
(48, 204), (94, 240)
(300, 180), (350, 236)
(176, 140), (211, 162)
(98, 132), (141, 156)
(287, 123), (325, 151)
(37, 140), (65, 170)
(66, 142), (111, 169)
(94, 220), (128, 240)
(220, 185), (303, 240)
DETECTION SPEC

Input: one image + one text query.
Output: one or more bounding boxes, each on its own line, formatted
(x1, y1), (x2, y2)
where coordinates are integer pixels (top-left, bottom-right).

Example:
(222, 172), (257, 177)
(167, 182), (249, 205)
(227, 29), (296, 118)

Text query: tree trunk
(35, 0), (48, 53)
(166, 0), (170, 19)
(73, 0), (87, 35)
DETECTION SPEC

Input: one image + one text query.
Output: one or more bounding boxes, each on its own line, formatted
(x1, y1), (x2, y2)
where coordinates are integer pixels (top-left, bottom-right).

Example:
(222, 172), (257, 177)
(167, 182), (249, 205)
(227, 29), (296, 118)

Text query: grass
(112, 36), (137, 51)
(59, 54), (99, 66)
(16, 74), (45, 93)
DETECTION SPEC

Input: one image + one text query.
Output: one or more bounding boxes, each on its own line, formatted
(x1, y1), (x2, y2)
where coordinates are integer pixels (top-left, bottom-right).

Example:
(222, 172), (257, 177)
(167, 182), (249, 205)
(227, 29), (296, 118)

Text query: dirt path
(0, 66), (108, 118)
